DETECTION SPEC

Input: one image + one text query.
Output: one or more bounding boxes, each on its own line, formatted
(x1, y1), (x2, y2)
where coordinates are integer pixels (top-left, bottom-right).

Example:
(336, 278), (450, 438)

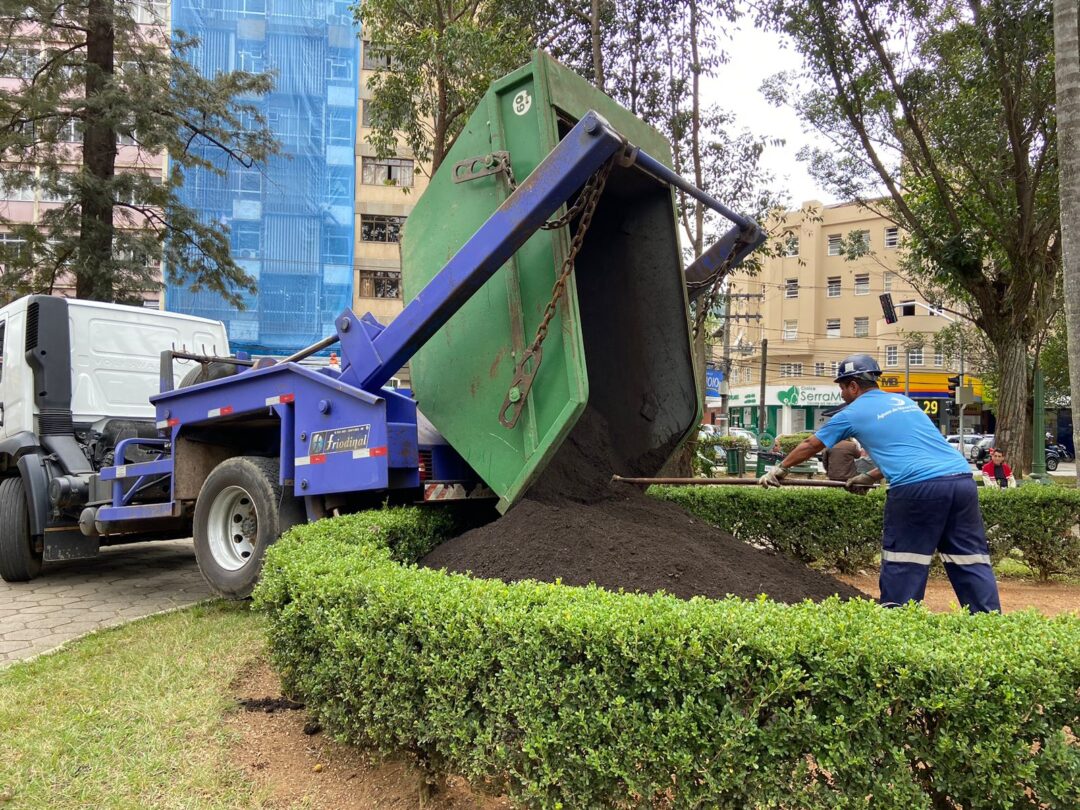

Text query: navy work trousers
(881, 473), (1001, 613)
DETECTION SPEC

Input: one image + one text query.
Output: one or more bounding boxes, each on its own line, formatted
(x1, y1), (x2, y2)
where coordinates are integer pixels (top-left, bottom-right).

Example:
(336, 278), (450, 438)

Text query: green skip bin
(402, 52), (702, 513)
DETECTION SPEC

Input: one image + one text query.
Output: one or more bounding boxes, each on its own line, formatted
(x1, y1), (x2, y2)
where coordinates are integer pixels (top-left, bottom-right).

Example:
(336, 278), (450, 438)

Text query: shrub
(652, 484), (1080, 578)
(256, 511), (1080, 809)
(717, 434), (751, 452)
(777, 431), (814, 454)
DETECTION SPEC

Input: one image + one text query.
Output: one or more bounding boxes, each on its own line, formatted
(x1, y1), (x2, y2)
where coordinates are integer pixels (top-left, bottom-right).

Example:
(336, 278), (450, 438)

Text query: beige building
(724, 200), (964, 437)
(353, 40), (430, 385)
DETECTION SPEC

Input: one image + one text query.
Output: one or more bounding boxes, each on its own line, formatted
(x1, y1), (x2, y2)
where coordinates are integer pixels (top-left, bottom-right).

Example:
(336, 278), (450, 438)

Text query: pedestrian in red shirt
(981, 448), (1016, 489)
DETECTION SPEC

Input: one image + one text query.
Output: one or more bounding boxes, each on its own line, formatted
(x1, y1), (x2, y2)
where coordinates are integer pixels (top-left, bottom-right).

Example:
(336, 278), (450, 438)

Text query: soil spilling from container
(421, 408), (864, 604)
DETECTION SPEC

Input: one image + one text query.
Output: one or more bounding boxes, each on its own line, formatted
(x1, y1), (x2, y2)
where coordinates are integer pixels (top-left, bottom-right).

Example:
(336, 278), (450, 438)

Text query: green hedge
(255, 508), (1080, 809)
(652, 484), (1080, 579)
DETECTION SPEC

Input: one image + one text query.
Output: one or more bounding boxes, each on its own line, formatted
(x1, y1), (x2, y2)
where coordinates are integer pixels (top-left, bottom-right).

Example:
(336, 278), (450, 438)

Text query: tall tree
(0, 0), (277, 305)
(760, 0), (1059, 472)
(357, 0), (535, 174)
(1056, 0), (1080, 479)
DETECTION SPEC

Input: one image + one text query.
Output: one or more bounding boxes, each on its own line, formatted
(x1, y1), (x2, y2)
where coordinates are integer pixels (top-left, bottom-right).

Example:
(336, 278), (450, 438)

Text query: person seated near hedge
(757, 353), (1001, 613)
(822, 437), (859, 482)
(981, 448), (1017, 489)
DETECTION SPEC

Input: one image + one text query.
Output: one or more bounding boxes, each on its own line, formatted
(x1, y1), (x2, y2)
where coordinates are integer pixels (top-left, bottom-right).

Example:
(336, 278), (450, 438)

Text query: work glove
(845, 473), (876, 493)
(758, 465), (789, 488)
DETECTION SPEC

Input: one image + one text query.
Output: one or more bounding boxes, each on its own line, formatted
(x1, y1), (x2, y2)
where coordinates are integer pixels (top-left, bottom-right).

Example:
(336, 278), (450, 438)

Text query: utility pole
(904, 348), (910, 397)
(958, 339), (965, 454)
(758, 338), (768, 434)
(719, 290), (732, 434)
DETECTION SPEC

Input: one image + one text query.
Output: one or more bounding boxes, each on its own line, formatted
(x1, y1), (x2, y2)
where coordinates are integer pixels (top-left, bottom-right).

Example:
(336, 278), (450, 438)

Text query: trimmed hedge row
(651, 484), (1080, 579)
(255, 508), (1080, 809)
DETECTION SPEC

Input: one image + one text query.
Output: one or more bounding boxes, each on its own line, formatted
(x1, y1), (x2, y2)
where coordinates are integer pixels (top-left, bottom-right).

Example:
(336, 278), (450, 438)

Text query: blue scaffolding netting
(166, 0), (357, 354)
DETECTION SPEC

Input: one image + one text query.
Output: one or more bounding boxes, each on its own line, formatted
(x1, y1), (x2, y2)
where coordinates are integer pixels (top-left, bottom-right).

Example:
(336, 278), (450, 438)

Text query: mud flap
(43, 529), (100, 562)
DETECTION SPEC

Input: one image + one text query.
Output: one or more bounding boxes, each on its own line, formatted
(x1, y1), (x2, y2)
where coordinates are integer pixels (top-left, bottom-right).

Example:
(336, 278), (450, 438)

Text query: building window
(854, 316), (869, 338)
(142, 299), (160, 309)
(326, 56), (352, 81)
(854, 273), (870, 295)
(854, 230), (870, 250)
(899, 300), (916, 316)
(908, 346), (923, 366)
(780, 363), (803, 378)
(361, 157), (414, 188)
(360, 101), (372, 128)
(826, 276), (841, 298)
(360, 214), (405, 243)
(132, 0), (168, 24)
(327, 109), (353, 144)
(827, 234), (842, 256)
(0, 233), (27, 272)
(825, 318), (841, 338)
(744, 367), (752, 384)
(935, 350), (944, 367)
(232, 166), (261, 198)
(783, 319), (798, 341)
(357, 269), (401, 299)
(831, 361), (840, 378)
(815, 362), (825, 377)
(883, 271), (893, 291)
(885, 345), (898, 367)
(232, 222), (260, 257)
(2, 47), (38, 80)
(885, 226), (899, 249)
(785, 278), (799, 298)
(783, 233), (799, 257)
(362, 41), (393, 70)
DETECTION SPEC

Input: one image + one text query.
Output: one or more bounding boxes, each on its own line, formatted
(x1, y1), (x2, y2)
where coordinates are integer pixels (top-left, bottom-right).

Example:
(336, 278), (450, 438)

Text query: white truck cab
(0, 295), (228, 581)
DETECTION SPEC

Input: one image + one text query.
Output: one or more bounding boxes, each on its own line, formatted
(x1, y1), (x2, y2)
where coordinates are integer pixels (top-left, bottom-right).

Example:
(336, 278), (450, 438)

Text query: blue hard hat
(834, 353), (882, 383)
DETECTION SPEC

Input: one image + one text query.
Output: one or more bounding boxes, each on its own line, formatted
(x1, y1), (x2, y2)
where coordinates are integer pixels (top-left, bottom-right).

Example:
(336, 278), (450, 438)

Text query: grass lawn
(0, 601), (265, 809)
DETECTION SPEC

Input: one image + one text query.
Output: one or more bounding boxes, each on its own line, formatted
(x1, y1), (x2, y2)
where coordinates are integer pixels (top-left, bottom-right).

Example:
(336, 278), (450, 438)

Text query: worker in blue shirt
(758, 353), (1001, 613)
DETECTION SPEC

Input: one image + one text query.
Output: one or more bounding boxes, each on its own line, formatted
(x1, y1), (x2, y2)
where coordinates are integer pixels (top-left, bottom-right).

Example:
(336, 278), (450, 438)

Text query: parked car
(727, 427), (760, 452)
(971, 435), (995, 464)
(946, 433), (983, 459)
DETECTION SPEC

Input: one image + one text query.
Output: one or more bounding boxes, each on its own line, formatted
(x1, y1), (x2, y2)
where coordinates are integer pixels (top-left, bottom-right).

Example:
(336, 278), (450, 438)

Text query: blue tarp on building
(167, 1), (357, 354)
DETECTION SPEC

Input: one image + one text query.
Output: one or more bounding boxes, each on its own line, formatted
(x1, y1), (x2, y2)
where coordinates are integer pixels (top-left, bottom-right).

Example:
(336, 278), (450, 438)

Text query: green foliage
(652, 485), (885, 573)
(654, 485), (1080, 581)
(0, 1), (277, 304)
(776, 431), (813, 454)
(355, 0), (535, 172)
(717, 434), (750, 452)
(257, 508), (1080, 809)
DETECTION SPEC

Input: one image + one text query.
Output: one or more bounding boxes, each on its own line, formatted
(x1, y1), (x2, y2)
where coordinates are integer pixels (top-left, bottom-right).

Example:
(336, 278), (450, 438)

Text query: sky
(701, 20), (838, 208)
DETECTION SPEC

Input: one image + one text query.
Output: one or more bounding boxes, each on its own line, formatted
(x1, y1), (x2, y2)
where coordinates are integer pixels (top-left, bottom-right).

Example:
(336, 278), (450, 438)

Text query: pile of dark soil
(421, 408), (864, 604)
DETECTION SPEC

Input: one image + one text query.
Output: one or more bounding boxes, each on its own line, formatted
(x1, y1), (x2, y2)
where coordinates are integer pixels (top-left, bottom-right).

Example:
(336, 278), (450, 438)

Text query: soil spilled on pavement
(422, 408), (864, 604)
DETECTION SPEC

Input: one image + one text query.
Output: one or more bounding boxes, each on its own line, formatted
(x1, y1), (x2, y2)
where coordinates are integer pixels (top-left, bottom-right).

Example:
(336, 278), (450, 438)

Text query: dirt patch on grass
(838, 574), (1080, 615)
(422, 409), (863, 604)
(227, 659), (511, 809)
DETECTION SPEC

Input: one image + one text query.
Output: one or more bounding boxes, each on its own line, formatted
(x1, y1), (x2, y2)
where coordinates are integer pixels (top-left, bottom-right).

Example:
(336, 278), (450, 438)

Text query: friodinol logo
(777, 386), (800, 405)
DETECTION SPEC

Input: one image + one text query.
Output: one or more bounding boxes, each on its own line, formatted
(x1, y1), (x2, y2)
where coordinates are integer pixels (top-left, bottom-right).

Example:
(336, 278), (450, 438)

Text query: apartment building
(724, 200), (976, 437)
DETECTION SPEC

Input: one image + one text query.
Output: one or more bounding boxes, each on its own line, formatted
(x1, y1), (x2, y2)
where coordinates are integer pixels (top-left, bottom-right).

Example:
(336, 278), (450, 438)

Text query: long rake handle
(611, 475), (851, 488)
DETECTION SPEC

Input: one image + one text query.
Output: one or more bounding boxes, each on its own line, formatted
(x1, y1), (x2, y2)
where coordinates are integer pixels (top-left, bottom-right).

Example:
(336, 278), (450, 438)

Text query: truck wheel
(193, 457), (302, 599)
(0, 477), (43, 582)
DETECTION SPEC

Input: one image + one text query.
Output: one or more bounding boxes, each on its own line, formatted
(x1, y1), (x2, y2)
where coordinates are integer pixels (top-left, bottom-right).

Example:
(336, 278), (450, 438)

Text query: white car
(946, 433), (983, 458)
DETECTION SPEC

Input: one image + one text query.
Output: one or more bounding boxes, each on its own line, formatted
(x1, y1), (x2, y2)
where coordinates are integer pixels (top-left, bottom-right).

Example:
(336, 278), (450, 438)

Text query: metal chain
(499, 155), (617, 429)
(501, 156), (605, 231)
(529, 156), (615, 353)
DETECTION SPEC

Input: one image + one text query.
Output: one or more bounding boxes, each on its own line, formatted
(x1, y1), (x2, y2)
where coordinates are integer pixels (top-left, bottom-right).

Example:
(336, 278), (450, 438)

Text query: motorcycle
(1045, 444), (1066, 472)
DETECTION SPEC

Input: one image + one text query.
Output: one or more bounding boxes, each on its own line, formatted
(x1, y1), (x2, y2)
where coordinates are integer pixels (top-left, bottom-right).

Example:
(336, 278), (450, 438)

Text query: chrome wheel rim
(207, 485), (258, 571)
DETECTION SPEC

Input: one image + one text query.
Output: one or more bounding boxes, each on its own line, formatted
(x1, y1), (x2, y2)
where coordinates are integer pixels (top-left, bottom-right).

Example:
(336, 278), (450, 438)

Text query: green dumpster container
(401, 52), (701, 513)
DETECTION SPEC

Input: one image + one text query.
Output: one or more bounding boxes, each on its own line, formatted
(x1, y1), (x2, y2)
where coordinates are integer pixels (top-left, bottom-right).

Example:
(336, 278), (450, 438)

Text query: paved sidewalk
(0, 539), (214, 667)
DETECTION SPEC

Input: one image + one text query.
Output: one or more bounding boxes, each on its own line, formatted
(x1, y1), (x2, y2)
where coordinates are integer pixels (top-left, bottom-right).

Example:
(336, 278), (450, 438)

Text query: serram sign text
(729, 385), (845, 407)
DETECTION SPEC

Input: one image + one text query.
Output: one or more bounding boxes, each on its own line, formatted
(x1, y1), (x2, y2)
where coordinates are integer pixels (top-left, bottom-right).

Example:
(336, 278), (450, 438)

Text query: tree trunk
(590, 0), (605, 90)
(993, 335), (1032, 475)
(77, 0), (117, 301)
(1056, 0), (1080, 484)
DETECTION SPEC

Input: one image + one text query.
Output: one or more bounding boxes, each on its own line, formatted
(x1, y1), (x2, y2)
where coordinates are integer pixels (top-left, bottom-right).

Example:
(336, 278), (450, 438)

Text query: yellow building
(353, 40), (432, 384)
(724, 200), (970, 437)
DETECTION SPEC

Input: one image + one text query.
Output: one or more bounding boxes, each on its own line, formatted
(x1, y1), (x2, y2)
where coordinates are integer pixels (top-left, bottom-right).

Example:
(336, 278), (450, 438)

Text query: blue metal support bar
(631, 149), (759, 232)
(354, 112), (626, 394)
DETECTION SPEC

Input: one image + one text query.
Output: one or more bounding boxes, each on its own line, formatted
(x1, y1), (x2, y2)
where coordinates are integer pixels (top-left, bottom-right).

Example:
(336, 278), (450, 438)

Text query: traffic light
(879, 293), (898, 324)
(947, 375), (962, 395)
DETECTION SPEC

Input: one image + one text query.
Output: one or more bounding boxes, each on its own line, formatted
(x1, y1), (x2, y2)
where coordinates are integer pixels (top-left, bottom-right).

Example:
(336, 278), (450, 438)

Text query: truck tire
(193, 456), (302, 599)
(179, 361), (236, 389)
(0, 477), (43, 582)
